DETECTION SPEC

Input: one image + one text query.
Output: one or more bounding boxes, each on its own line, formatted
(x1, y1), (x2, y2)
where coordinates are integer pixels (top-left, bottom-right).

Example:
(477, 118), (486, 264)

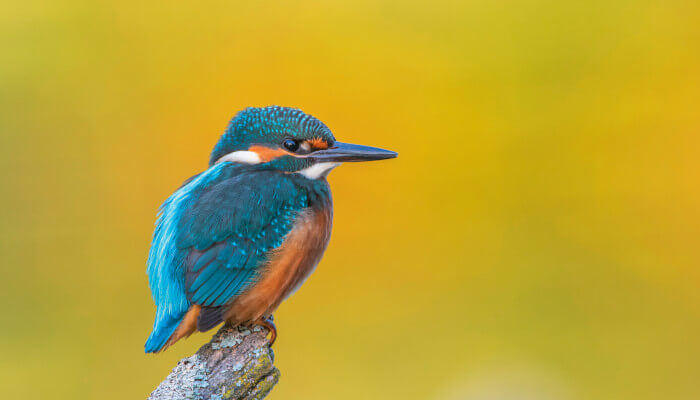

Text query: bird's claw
(256, 316), (277, 346)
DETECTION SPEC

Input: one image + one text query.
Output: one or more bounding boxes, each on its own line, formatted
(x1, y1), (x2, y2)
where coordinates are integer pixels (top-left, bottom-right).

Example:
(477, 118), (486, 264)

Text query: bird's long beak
(308, 142), (398, 162)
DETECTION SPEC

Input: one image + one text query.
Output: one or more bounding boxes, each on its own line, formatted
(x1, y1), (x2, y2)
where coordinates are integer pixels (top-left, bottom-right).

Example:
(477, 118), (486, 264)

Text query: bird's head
(210, 106), (397, 178)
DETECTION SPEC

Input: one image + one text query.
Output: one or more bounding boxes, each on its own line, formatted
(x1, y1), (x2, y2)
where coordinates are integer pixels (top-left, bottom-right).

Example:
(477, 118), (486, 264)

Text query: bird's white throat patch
(299, 162), (340, 179)
(216, 151), (261, 165)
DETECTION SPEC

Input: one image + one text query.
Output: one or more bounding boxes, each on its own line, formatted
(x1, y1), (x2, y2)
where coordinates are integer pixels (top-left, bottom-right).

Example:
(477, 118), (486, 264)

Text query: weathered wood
(148, 325), (279, 400)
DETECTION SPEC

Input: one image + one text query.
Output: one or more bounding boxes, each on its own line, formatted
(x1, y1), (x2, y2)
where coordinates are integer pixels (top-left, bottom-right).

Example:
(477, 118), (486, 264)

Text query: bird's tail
(144, 312), (183, 353)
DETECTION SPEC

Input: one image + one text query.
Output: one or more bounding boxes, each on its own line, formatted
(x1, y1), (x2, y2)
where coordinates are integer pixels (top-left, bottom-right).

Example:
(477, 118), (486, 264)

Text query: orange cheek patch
(307, 138), (329, 150)
(248, 145), (289, 162)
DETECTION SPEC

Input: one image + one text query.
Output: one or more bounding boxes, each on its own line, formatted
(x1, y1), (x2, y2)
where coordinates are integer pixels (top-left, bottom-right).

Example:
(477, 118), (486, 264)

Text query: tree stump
(148, 325), (280, 400)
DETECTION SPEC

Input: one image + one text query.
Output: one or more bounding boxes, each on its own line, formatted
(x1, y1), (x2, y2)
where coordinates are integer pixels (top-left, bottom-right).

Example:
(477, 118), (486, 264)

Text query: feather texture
(144, 163), (228, 353)
(179, 170), (311, 310)
(145, 106), (339, 352)
(145, 162), (331, 352)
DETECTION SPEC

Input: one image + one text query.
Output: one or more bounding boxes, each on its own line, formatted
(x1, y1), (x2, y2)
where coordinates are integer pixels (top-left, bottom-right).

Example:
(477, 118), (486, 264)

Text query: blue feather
(144, 162), (227, 353)
(196, 274), (229, 304)
(192, 250), (217, 272)
(190, 260), (221, 293)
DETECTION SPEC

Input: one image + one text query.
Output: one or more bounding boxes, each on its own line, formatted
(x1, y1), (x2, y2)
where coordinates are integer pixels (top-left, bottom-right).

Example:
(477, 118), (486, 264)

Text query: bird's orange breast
(224, 204), (333, 325)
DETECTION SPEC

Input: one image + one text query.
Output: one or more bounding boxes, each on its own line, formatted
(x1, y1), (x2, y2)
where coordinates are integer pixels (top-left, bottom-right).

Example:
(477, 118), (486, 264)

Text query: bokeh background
(2, 1), (699, 399)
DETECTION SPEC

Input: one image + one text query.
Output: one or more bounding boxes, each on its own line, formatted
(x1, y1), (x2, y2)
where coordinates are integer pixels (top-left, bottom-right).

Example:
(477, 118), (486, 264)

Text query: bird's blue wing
(145, 165), (309, 352)
(178, 170), (309, 309)
(145, 164), (228, 353)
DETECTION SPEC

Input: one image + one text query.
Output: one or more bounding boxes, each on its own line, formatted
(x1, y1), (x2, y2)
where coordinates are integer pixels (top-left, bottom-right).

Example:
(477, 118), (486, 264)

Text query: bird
(144, 106), (397, 353)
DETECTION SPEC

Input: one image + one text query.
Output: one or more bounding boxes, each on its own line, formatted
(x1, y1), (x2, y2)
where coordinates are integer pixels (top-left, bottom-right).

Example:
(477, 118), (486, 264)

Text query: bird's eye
(283, 139), (300, 152)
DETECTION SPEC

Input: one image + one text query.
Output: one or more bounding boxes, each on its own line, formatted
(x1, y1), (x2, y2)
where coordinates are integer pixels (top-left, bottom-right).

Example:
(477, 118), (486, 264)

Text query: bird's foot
(256, 316), (277, 346)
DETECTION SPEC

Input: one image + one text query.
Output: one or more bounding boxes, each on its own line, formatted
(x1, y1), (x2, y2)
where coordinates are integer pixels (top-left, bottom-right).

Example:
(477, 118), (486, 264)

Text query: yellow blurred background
(1, 1), (699, 399)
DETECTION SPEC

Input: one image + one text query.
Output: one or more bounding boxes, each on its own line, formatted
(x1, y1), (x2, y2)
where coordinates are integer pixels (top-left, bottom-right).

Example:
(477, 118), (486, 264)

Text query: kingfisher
(144, 106), (397, 353)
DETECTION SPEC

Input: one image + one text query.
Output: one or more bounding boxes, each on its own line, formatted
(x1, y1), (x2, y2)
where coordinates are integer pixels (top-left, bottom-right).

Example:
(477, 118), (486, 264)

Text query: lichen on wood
(148, 325), (280, 400)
